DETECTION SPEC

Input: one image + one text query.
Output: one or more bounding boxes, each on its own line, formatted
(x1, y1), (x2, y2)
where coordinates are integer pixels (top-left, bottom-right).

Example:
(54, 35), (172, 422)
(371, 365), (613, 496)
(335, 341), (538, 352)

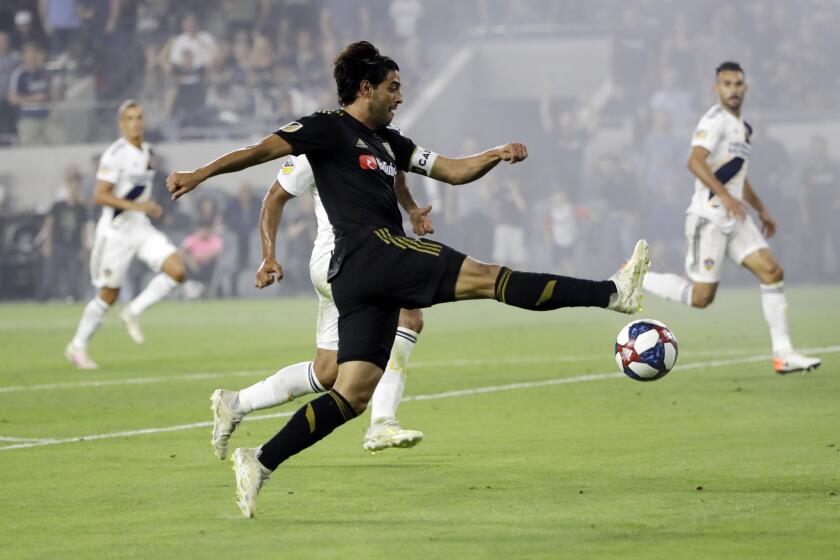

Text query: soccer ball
(615, 319), (678, 382)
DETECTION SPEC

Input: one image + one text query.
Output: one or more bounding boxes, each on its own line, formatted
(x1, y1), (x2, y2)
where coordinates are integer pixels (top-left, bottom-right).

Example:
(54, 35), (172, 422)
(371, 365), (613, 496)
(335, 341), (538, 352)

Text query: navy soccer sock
(494, 267), (616, 310)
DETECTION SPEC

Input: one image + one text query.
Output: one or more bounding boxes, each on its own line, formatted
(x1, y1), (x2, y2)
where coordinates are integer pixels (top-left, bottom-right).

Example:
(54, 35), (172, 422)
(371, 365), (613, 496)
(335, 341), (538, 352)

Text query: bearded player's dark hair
(333, 41), (399, 106)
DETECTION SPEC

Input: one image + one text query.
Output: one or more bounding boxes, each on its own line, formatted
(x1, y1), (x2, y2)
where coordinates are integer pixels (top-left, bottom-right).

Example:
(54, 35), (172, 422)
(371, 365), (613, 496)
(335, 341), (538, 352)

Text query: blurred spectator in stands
(8, 42), (52, 145)
(181, 197), (223, 298)
(164, 48), (207, 127)
(0, 31), (21, 141)
(37, 166), (90, 301)
(545, 190), (577, 273)
(389, 0), (423, 67)
(660, 13), (695, 88)
(800, 135), (840, 279)
(490, 176), (527, 268)
(39, 0), (81, 56)
(221, 0), (262, 34)
(641, 110), (683, 194)
(168, 13), (218, 74)
(12, 10), (46, 51)
(650, 67), (694, 129)
(609, 5), (655, 112)
(748, 120), (791, 221)
(539, 97), (592, 200)
(223, 183), (260, 297)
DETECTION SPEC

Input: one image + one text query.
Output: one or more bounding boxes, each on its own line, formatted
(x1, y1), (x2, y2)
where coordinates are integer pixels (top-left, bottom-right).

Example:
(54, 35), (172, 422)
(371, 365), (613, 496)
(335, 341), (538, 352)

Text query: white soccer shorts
(90, 222), (177, 288)
(309, 250), (339, 351)
(684, 213), (769, 283)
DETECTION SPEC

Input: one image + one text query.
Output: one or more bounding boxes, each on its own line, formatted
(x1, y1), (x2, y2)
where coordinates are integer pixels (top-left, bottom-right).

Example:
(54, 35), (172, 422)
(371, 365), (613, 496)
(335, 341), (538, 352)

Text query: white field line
(0, 436), (54, 442)
(0, 346), (797, 395)
(1, 346), (836, 453)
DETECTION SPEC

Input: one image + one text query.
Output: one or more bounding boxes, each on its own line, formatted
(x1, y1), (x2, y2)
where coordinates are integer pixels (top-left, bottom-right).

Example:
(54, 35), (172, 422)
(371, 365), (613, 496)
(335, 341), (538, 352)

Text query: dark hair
(716, 61), (744, 75)
(333, 41), (399, 106)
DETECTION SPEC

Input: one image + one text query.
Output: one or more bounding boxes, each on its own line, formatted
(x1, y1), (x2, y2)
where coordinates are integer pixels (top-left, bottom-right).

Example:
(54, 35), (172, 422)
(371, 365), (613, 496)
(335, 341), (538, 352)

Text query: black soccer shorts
(329, 228), (467, 369)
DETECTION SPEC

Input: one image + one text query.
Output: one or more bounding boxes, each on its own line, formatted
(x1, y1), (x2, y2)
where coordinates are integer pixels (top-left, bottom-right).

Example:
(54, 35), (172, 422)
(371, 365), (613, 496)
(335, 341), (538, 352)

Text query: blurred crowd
(0, 0), (838, 301)
(1, 0), (839, 145)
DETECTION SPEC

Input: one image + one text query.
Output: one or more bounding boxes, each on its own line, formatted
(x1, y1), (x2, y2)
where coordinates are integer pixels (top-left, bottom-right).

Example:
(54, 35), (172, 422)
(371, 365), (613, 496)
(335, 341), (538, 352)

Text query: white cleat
(774, 352), (821, 375)
(607, 239), (651, 314)
(120, 308), (144, 344)
(64, 343), (98, 369)
(232, 448), (271, 518)
(363, 419), (424, 452)
(211, 389), (243, 460)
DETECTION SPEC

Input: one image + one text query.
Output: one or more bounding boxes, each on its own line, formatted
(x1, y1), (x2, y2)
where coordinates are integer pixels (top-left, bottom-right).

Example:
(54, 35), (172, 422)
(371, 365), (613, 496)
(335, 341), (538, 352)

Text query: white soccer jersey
(687, 104), (752, 227)
(96, 137), (155, 229)
(275, 155), (334, 266)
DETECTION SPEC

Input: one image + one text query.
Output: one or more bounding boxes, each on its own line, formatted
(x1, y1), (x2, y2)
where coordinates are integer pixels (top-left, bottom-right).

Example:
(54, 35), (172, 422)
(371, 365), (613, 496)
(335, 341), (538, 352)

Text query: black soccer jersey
(274, 110), (417, 238)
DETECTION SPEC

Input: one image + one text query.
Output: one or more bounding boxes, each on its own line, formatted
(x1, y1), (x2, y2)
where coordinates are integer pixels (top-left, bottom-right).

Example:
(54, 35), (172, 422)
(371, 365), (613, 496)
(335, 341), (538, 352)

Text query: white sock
(127, 273), (180, 316)
(71, 296), (110, 349)
(643, 272), (693, 306)
(237, 361), (323, 414)
(370, 327), (417, 425)
(761, 282), (793, 356)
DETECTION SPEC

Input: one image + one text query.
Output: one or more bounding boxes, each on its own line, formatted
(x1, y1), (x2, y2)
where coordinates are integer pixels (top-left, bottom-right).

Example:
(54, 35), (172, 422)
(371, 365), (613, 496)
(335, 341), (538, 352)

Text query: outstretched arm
(255, 180), (296, 288)
(743, 178), (776, 238)
(430, 143), (528, 186)
(394, 171), (434, 236)
(687, 146), (747, 221)
(167, 134), (293, 200)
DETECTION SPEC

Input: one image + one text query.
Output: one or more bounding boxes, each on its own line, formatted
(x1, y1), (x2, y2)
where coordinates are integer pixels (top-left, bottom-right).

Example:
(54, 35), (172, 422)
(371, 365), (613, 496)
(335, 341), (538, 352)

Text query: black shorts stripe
(376, 228), (441, 256)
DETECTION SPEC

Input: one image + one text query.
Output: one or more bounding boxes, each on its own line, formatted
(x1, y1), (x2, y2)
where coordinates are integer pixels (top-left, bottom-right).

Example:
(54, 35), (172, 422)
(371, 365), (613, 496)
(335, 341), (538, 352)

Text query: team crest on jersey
(382, 142), (395, 159)
(280, 121), (303, 133)
(281, 159), (295, 175)
(703, 258), (716, 271)
(694, 129), (707, 140)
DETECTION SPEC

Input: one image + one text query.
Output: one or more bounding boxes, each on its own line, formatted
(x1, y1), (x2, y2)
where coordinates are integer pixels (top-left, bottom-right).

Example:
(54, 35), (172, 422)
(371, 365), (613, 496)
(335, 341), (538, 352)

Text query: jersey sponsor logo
(281, 159), (295, 175)
(355, 138), (368, 149)
(280, 121), (303, 133)
(359, 154), (397, 177)
(359, 154), (378, 170)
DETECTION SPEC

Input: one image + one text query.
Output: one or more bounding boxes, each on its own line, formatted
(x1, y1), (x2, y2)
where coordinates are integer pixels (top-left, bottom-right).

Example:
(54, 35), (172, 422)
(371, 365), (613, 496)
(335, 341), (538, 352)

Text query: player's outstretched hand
(497, 143), (528, 164)
(722, 195), (747, 222)
(408, 205), (434, 236)
(167, 171), (203, 201)
(758, 210), (777, 238)
(255, 258), (284, 288)
(136, 200), (162, 219)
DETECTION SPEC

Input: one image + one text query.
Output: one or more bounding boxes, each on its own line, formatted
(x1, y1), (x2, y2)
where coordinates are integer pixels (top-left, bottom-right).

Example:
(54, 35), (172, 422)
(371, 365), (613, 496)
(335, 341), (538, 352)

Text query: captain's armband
(408, 146), (438, 176)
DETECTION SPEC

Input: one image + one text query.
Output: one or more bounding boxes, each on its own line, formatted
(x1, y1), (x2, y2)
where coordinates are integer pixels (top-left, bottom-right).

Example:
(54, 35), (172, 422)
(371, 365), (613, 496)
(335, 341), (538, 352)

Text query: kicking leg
(364, 308), (424, 452)
(453, 239), (650, 314)
(742, 249), (820, 373)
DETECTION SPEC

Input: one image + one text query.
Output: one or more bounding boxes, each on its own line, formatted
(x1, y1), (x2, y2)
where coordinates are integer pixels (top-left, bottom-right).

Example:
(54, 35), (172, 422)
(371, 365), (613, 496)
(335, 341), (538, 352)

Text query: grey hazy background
(0, 0), (838, 301)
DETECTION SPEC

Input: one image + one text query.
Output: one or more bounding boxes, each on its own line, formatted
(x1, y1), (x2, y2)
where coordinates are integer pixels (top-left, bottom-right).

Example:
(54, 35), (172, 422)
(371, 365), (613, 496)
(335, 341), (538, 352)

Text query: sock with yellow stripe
(494, 267), (615, 310)
(257, 390), (357, 471)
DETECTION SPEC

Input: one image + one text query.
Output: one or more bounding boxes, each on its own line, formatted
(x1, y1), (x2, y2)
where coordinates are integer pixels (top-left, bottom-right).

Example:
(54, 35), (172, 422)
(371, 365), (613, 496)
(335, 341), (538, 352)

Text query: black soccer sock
(258, 390), (358, 471)
(494, 267), (616, 310)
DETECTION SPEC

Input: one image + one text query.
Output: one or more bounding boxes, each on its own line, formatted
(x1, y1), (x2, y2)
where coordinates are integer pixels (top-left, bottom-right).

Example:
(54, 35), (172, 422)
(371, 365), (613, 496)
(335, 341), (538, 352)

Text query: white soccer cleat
(607, 239), (651, 314)
(232, 447), (271, 518)
(211, 389), (244, 460)
(363, 419), (424, 452)
(774, 352), (821, 375)
(120, 308), (144, 344)
(64, 343), (98, 369)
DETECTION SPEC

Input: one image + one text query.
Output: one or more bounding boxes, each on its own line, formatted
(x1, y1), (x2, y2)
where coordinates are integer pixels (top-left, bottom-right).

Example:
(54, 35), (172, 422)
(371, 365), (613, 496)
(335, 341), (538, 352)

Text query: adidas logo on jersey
(356, 138), (368, 149)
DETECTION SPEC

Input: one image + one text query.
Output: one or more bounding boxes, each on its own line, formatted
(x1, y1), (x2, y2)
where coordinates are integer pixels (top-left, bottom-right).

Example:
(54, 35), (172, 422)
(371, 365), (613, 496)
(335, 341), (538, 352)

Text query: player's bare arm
(743, 178), (776, 238)
(394, 171), (434, 236)
(167, 134), (293, 200)
(687, 146), (747, 221)
(429, 143), (528, 185)
(255, 180), (295, 288)
(94, 180), (162, 219)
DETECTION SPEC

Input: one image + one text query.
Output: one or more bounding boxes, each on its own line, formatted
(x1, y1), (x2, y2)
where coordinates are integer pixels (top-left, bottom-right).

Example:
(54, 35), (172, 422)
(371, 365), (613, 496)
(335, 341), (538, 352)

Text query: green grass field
(1, 286), (839, 559)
